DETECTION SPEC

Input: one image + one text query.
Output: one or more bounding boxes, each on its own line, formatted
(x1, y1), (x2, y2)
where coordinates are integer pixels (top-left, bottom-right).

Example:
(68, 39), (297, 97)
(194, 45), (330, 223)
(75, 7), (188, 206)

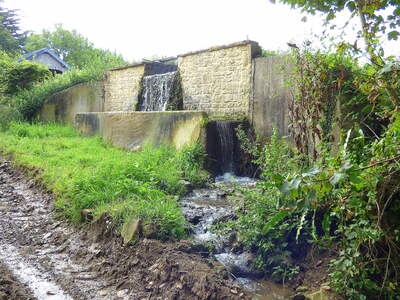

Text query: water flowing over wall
(38, 40), (295, 152)
(138, 72), (178, 111)
(205, 120), (242, 176)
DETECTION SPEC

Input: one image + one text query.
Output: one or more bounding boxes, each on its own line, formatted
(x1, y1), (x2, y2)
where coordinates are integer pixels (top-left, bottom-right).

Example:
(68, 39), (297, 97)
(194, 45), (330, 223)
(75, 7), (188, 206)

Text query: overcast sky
(4, 0), (397, 62)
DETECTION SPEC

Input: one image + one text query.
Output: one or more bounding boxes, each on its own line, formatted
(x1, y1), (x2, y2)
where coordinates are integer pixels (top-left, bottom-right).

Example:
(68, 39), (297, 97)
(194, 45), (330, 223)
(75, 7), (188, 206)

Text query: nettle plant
(281, 50), (399, 298)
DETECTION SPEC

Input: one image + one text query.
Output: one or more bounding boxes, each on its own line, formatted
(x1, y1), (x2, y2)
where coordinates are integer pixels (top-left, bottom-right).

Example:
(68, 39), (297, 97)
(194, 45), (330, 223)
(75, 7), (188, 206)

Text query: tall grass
(0, 122), (209, 240)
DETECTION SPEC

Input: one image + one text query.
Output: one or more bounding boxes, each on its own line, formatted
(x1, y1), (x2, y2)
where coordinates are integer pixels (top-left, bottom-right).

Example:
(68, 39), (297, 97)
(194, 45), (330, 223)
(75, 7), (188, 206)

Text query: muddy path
(0, 160), (250, 300)
(0, 261), (35, 300)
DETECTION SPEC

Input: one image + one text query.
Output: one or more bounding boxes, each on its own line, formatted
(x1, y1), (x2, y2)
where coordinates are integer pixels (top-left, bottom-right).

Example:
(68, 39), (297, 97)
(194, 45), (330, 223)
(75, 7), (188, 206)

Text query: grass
(0, 122), (209, 240)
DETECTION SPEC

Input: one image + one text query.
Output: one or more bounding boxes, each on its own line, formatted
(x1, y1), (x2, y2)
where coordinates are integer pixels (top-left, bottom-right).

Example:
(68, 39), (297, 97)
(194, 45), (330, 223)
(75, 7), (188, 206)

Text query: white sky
(4, 0), (398, 62)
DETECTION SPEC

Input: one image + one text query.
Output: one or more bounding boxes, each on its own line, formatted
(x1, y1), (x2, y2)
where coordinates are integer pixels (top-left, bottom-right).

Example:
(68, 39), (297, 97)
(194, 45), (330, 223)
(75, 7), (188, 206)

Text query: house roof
(23, 48), (71, 70)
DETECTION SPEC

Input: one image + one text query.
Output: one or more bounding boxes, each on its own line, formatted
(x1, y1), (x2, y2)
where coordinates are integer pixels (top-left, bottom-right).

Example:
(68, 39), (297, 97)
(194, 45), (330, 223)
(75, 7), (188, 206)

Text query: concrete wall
(103, 64), (145, 112)
(75, 111), (206, 150)
(38, 42), (295, 143)
(251, 56), (294, 138)
(178, 41), (261, 116)
(39, 81), (104, 124)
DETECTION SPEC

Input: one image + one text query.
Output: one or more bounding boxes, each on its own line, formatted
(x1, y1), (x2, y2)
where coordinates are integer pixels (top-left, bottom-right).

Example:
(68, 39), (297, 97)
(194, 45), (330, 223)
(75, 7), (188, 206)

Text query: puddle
(0, 244), (72, 300)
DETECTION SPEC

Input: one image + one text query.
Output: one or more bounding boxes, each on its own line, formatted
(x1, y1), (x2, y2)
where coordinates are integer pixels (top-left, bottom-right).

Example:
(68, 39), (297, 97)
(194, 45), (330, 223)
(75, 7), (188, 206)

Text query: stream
(181, 173), (293, 300)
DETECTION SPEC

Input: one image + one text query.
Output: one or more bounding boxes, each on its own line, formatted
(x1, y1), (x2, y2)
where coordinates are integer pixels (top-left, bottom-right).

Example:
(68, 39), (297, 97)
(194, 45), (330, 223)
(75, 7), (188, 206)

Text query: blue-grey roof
(23, 48), (71, 70)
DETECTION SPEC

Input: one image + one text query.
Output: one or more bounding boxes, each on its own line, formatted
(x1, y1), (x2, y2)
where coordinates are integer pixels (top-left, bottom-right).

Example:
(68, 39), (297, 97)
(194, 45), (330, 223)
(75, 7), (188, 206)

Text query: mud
(0, 261), (35, 300)
(0, 160), (252, 300)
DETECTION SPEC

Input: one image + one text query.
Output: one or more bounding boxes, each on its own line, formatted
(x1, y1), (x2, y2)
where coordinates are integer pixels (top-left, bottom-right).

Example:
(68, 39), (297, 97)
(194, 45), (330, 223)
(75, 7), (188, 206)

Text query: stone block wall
(103, 64), (145, 112)
(178, 41), (261, 116)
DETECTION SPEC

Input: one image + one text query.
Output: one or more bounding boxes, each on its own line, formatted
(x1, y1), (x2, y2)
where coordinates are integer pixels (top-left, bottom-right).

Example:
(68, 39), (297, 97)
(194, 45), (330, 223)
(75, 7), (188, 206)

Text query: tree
(25, 24), (126, 69)
(0, 0), (26, 54)
(275, 0), (400, 107)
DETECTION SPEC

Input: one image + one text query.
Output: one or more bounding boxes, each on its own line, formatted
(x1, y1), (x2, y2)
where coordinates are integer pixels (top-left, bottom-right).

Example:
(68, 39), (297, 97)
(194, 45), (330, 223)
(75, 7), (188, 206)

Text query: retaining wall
(39, 81), (104, 124)
(39, 41), (295, 142)
(75, 111), (206, 150)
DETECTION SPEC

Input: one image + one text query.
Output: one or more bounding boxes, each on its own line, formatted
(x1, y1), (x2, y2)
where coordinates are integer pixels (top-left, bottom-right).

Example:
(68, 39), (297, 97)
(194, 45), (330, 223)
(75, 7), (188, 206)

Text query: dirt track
(0, 160), (250, 300)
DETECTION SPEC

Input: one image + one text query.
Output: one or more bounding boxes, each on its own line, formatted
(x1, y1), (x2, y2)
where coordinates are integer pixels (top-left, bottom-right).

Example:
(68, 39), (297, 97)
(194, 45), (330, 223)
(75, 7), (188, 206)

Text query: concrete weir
(75, 111), (206, 150)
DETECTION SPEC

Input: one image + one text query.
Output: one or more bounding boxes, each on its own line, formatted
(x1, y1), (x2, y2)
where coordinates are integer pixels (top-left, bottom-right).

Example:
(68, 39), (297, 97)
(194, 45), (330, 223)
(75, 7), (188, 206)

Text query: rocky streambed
(181, 174), (293, 300)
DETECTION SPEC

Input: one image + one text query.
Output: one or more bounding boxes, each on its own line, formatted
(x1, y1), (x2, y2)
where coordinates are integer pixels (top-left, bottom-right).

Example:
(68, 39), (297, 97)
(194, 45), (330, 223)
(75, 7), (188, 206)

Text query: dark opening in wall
(204, 120), (243, 176)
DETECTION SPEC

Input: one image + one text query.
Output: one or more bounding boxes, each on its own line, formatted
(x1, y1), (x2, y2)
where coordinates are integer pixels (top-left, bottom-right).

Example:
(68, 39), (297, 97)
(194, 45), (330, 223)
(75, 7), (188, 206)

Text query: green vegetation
(9, 59), (119, 121)
(261, 49), (286, 57)
(0, 51), (50, 95)
(0, 122), (209, 240)
(215, 49), (400, 299)
(0, 0), (26, 54)
(0, 3), (127, 124)
(25, 24), (126, 69)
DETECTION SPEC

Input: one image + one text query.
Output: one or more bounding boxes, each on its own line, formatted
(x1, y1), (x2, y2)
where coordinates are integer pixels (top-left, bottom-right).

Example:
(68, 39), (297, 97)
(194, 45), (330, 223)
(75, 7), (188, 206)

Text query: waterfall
(138, 71), (177, 111)
(215, 121), (236, 175)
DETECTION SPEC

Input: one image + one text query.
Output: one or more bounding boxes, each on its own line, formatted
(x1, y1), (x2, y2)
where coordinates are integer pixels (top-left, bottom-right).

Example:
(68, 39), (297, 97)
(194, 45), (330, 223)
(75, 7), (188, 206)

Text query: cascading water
(137, 71), (177, 111)
(181, 181), (292, 299)
(216, 121), (235, 175)
(182, 120), (293, 299)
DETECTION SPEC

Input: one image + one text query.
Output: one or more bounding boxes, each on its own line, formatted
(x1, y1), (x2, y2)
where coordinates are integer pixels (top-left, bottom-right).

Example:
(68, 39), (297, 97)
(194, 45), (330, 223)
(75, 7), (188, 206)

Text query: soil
(0, 160), (251, 300)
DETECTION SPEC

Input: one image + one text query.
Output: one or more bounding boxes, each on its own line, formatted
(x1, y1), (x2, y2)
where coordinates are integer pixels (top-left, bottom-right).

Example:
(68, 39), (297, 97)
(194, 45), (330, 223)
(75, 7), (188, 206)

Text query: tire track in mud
(0, 161), (127, 300)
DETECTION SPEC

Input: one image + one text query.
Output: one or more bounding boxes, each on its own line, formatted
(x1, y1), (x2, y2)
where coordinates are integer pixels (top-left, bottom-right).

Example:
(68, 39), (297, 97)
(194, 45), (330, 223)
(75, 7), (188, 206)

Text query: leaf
(279, 181), (291, 195)
(302, 166), (320, 177)
(261, 210), (292, 235)
(339, 160), (353, 171)
(347, 1), (356, 12)
(330, 172), (348, 185)
(296, 209), (308, 242)
(380, 63), (393, 74)
(388, 31), (399, 40)
(322, 212), (331, 236)
(290, 177), (302, 190)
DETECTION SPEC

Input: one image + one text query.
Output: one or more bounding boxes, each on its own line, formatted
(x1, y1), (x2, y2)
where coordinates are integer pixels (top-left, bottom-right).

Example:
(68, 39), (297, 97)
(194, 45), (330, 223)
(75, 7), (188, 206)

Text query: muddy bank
(0, 160), (251, 299)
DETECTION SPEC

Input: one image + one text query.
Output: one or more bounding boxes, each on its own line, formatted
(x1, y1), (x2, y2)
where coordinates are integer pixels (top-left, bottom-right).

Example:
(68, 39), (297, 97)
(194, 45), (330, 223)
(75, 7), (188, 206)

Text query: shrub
(0, 51), (50, 96)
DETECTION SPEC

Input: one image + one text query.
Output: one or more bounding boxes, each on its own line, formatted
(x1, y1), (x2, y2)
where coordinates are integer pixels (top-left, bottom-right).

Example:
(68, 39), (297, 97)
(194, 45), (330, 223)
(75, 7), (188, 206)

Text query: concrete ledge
(75, 111), (207, 150)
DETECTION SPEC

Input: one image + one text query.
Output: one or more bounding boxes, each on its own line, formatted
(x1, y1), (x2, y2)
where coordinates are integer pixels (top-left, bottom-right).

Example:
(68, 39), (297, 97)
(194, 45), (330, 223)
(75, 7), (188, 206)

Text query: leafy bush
(0, 104), (21, 130)
(221, 50), (400, 298)
(0, 51), (50, 95)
